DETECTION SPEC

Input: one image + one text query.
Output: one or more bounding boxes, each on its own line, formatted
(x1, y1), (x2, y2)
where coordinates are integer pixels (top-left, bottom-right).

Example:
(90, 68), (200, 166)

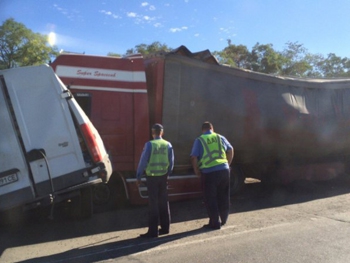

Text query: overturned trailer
(51, 46), (350, 205)
(145, 46), (350, 185)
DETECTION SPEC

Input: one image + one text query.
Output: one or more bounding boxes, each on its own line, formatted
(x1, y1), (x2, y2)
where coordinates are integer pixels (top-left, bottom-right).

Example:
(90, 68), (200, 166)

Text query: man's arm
(191, 156), (201, 177)
(136, 142), (151, 185)
(190, 138), (202, 177)
(168, 143), (174, 175)
(226, 148), (234, 165)
(221, 136), (234, 165)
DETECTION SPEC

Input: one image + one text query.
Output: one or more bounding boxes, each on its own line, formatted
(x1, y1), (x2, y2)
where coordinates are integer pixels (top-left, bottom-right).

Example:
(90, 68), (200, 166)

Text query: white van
(0, 65), (112, 220)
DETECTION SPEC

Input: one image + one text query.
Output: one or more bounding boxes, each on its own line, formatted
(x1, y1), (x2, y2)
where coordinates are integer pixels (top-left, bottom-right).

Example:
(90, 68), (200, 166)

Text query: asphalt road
(1, 176), (350, 263)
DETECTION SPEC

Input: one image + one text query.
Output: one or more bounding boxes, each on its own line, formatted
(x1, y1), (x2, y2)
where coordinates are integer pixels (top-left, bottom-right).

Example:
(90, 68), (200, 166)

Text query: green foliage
(0, 18), (58, 69)
(280, 42), (312, 77)
(125, 41), (172, 56)
(250, 43), (285, 74)
(316, 53), (350, 77)
(214, 39), (350, 78)
(107, 52), (121, 57)
(214, 40), (250, 68)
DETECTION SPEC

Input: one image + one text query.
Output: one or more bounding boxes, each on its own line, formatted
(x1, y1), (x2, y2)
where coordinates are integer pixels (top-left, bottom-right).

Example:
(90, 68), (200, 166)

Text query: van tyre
(71, 187), (93, 219)
(0, 206), (24, 226)
(80, 187), (93, 219)
(92, 183), (110, 205)
(93, 174), (128, 213)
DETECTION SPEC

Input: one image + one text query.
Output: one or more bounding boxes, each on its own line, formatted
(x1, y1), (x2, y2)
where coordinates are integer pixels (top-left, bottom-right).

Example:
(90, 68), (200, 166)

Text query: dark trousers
(146, 175), (170, 235)
(202, 169), (230, 228)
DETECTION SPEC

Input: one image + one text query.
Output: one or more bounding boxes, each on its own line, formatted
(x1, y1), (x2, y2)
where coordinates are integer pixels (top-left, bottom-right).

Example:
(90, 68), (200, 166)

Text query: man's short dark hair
(152, 123), (164, 132)
(202, 121), (213, 130)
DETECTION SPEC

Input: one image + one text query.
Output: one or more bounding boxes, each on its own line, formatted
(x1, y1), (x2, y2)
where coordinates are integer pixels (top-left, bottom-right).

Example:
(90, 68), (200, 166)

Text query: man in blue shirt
(136, 123), (174, 238)
(190, 121), (234, 230)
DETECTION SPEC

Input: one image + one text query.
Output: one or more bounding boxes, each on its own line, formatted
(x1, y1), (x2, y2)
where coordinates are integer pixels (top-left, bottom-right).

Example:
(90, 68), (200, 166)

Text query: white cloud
(141, 2), (156, 11)
(99, 10), (121, 19)
(154, 23), (162, 28)
(170, 26), (188, 33)
(127, 12), (137, 17)
(194, 33), (200, 37)
(219, 27), (230, 33)
(143, 16), (156, 21)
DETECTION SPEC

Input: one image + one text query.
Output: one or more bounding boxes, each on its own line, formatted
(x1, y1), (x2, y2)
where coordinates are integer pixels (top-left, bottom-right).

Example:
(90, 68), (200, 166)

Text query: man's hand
(190, 156), (201, 177)
(136, 179), (141, 187)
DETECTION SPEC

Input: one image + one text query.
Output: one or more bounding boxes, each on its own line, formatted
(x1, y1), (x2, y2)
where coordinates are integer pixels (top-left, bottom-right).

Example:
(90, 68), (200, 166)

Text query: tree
(215, 40), (251, 68)
(121, 40), (349, 78)
(0, 18), (58, 69)
(107, 52), (121, 57)
(124, 41), (172, 56)
(250, 43), (285, 74)
(316, 53), (350, 77)
(280, 42), (312, 77)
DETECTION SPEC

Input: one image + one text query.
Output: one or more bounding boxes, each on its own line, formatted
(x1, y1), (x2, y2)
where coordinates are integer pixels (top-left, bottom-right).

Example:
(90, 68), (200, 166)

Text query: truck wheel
(230, 165), (245, 195)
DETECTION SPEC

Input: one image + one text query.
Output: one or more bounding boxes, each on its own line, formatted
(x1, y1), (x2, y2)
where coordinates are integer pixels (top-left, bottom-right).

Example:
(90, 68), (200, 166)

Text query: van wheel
(71, 187), (93, 219)
(92, 183), (111, 205)
(80, 187), (93, 219)
(0, 206), (24, 226)
(230, 165), (245, 195)
(93, 174), (128, 213)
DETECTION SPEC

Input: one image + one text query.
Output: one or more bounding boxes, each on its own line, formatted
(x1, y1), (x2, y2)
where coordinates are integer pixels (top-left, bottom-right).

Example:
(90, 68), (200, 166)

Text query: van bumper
(91, 154), (112, 183)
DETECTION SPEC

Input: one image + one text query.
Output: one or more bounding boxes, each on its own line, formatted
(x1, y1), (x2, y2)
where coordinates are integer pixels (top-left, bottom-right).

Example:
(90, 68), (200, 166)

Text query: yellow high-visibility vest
(146, 139), (170, 176)
(198, 133), (227, 169)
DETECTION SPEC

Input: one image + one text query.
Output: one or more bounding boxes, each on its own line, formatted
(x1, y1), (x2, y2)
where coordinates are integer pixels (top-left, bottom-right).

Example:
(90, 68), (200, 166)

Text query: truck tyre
(230, 165), (245, 196)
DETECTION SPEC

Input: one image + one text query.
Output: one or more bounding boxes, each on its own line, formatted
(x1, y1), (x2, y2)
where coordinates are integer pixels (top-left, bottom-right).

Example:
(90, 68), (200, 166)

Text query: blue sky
(1, 0), (350, 57)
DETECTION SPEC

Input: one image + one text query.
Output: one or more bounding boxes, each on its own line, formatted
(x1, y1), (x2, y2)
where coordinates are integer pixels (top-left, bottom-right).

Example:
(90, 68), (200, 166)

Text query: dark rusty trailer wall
(144, 46), (350, 183)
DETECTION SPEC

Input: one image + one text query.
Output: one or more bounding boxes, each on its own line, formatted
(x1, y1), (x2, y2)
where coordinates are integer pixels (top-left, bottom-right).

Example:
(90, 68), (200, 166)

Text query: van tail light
(80, 123), (103, 163)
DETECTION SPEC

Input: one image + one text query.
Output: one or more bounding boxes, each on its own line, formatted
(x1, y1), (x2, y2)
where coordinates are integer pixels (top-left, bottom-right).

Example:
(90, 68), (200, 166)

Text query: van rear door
(0, 65), (91, 205)
(0, 76), (34, 211)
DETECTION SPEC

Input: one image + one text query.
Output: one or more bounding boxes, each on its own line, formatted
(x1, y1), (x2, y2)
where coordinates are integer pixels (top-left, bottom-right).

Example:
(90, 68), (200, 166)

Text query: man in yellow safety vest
(136, 123), (174, 238)
(190, 121), (234, 230)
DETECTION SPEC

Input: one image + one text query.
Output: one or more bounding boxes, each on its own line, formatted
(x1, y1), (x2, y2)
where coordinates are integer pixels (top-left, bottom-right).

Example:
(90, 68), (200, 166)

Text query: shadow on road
(1, 175), (350, 261)
(16, 227), (210, 263)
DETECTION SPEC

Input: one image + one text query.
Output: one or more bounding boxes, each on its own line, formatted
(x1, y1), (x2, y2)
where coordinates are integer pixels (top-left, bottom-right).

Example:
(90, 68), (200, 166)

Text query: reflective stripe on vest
(146, 139), (170, 176)
(198, 133), (227, 169)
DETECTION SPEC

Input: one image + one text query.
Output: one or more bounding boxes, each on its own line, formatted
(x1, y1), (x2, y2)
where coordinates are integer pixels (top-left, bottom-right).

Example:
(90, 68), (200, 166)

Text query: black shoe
(159, 229), (169, 235)
(139, 232), (158, 238)
(202, 223), (221, 230)
(221, 222), (226, 226)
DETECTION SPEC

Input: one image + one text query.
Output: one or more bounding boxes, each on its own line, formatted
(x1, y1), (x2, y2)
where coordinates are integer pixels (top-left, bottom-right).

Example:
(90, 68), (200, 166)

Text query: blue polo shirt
(136, 137), (174, 179)
(190, 131), (233, 173)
